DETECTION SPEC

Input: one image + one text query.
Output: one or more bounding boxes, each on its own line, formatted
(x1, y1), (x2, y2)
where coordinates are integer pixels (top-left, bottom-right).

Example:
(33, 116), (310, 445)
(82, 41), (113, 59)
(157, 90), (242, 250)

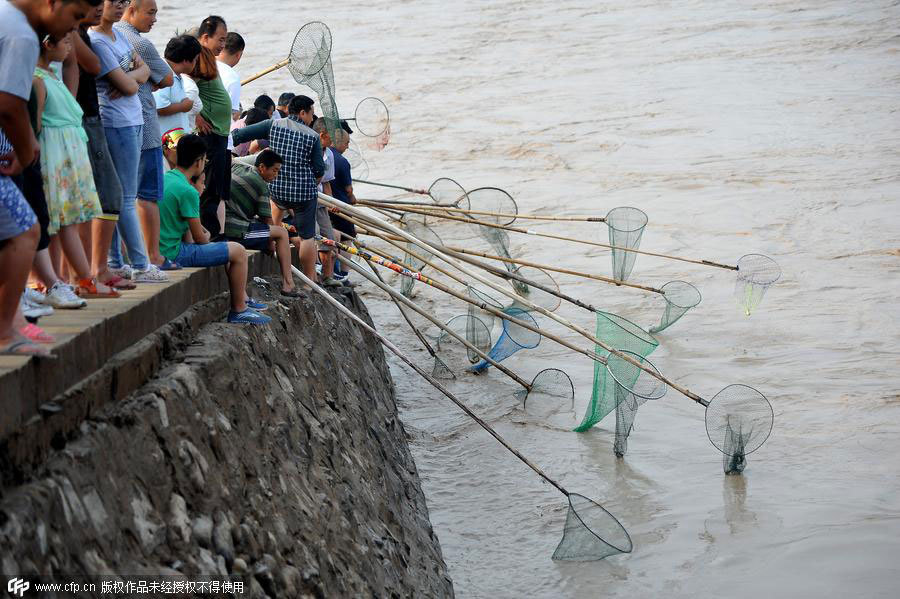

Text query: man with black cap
(274, 92), (294, 120)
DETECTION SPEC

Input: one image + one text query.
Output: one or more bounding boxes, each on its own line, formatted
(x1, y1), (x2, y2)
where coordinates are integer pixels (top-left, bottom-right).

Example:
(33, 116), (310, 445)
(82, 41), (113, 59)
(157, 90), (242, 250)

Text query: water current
(151, 1), (900, 596)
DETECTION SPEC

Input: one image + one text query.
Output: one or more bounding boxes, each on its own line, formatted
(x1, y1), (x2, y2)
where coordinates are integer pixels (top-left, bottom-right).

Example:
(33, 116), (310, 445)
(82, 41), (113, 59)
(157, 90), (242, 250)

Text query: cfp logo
(7, 578), (29, 597)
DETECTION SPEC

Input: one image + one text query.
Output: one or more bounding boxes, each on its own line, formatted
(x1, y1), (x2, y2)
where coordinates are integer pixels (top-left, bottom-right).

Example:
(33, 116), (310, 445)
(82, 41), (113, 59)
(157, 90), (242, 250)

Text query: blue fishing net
(469, 308), (540, 373)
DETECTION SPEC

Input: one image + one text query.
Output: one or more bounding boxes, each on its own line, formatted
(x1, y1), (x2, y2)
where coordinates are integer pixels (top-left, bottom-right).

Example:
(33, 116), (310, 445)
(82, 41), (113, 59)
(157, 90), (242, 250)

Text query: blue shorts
(175, 241), (230, 267)
(137, 147), (164, 202)
(275, 197), (317, 240)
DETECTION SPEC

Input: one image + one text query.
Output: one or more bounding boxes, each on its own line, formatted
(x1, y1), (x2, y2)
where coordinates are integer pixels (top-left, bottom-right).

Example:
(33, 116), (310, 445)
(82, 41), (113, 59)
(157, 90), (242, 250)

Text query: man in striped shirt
(226, 149), (303, 296)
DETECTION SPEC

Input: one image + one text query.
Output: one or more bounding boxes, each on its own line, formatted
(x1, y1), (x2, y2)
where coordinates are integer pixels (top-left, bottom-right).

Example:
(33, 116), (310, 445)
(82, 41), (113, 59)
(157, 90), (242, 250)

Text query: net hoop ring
(604, 350), (667, 401)
(522, 368), (575, 414)
(289, 21), (333, 78)
(352, 97), (390, 137)
(605, 206), (648, 233)
(704, 384), (774, 457)
(465, 187), (519, 226)
(439, 314), (493, 353)
(467, 285), (505, 312)
(736, 253), (782, 285)
(595, 310), (659, 350)
(428, 177), (470, 210)
(510, 266), (562, 312)
(500, 307), (541, 350)
(566, 492), (633, 556)
(660, 280), (702, 309)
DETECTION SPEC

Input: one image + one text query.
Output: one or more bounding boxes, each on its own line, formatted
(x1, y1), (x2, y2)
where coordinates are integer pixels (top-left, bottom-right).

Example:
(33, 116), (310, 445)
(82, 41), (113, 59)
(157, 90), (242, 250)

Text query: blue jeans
(175, 242), (230, 267)
(104, 125), (148, 270)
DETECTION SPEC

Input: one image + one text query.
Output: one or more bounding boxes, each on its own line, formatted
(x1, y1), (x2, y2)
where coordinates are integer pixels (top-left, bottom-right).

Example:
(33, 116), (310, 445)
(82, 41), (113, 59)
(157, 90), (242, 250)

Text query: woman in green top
(190, 15), (233, 239)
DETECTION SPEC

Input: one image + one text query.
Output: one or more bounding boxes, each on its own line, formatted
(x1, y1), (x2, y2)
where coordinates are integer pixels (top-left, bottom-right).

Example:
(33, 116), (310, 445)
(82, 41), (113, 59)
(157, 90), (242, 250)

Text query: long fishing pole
(373, 202), (738, 271)
(290, 264), (569, 496)
(360, 199), (606, 222)
(319, 193), (709, 405)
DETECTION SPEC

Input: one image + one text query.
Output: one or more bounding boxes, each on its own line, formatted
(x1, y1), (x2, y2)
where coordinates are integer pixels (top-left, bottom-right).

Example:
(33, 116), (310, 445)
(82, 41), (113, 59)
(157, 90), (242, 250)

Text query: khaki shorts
(315, 203), (335, 252)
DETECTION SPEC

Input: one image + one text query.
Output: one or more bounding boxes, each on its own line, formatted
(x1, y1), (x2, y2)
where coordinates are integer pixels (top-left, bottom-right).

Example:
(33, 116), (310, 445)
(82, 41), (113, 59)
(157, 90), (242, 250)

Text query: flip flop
(100, 275), (137, 290)
(0, 334), (55, 358)
(20, 323), (55, 344)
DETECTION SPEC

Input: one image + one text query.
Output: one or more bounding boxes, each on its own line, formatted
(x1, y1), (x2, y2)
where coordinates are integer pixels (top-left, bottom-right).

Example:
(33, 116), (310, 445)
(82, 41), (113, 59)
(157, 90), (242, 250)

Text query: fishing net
(734, 254), (781, 316)
(287, 22), (342, 140)
(470, 308), (540, 373)
(505, 266), (561, 312)
(606, 351), (666, 457)
(705, 384), (773, 474)
(465, 187), (518, 225)
(428, 177), (470, 209)
(350, 97), (390, 138)
(434, 314), (492, 377)
(552, 493), (632, 561)
(344, 138), (369, 179)
(649, 280), (702, 334)
(606, 207), (648, 281)
(398, 221), (443, 297)
(574, 311), (659, 432)
(466, 285), (504, 348)
(519, 368), (575, 424)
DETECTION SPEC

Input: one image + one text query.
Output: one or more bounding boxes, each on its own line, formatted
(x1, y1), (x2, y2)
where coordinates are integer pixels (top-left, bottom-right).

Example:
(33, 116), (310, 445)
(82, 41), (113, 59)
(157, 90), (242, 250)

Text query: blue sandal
(227, 308), (272, 325)
(160, 258), (182, 271)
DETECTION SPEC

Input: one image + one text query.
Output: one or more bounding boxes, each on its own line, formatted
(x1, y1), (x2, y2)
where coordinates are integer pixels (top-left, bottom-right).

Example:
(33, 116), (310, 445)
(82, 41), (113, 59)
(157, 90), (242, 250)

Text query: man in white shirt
(216, 32), (244, 121)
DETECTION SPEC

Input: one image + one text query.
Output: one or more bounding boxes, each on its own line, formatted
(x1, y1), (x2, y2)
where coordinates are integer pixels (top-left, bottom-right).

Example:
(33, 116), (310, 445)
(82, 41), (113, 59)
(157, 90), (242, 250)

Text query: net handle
(240, 58), (290, 86)
(320, 194), (709, 405)
(353, 179), (427, 195)
(291, 264), (569, 497)
(382, 202), (739, 271)
(343, 258), (534, 390)
(360, 199), (606, 222)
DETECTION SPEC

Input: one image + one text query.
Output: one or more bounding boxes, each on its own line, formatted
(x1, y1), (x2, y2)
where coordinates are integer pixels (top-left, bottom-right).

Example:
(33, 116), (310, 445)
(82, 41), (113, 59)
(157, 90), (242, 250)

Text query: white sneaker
(108, 264), (134, 280)
(45, 282), (87, 309)
(133, 264), (169, 283)
(24, 287), (47, 304)
(21, 293), (54, 318)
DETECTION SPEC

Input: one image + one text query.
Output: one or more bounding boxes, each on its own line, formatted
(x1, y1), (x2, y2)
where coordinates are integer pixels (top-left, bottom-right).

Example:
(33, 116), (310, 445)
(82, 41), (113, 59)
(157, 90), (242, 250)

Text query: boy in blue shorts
(158, 133), (270, 325)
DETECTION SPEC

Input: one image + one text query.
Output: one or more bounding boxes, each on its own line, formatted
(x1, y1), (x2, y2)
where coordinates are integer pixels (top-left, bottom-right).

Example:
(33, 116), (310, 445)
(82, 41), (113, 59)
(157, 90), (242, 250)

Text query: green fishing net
(649, 280), (702, 334)
(606, 207), (648, 281)
(552, 493), (632, 561)
(704, 384), (773, 474)
(574, 311), (659, 432)
(734, 254), (781, 316)
(434, 314), (492, 377)
(606, 351), (666, 457)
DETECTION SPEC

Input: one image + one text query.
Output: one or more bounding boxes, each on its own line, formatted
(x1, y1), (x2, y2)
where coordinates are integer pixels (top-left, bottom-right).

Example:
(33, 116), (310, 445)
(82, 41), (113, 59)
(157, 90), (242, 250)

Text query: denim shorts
(0, 175), (36, 242)
(137, 147), (164, 202)
(83, 116), (122, 218)
(175, 241), (230, 267)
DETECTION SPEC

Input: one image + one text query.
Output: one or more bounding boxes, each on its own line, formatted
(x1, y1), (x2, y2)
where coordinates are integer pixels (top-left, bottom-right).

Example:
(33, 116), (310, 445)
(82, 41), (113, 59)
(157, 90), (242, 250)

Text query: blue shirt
(330, 149), (351, 204)
(0, 0), (39, 102)
(88, 28), (143, 128)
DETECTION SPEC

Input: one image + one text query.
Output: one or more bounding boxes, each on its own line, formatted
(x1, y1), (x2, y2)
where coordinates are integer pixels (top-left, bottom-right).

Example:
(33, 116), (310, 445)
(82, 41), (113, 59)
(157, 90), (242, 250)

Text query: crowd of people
(0, 0), (359, 357)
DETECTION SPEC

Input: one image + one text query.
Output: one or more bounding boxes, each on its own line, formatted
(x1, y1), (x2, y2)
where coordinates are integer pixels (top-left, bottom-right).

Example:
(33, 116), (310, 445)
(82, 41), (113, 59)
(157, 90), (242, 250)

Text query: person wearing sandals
(158, 134), (270, 325)
(33, 35), (119, 299)
(226, 149), (303, 297)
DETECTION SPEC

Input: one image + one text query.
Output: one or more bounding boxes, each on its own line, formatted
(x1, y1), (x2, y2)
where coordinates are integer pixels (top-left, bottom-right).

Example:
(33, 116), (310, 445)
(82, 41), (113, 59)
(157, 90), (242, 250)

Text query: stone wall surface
(0, 286), (454, 598)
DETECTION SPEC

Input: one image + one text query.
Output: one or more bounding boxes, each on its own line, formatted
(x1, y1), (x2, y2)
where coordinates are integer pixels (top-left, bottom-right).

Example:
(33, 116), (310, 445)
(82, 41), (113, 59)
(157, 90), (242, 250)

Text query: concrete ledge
(0, 251), (279, 450)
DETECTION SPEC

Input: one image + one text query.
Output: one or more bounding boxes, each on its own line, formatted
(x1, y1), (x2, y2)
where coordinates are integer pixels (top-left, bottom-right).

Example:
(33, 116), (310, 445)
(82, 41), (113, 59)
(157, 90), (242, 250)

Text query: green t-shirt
(196, 74), (232, 137)
(159, 169), (200, 260)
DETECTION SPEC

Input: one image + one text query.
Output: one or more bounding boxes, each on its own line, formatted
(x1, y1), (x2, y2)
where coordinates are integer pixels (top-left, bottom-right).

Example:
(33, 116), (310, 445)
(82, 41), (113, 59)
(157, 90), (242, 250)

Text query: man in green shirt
(158, 133), (271, 325)
(226, 149), (302, 296)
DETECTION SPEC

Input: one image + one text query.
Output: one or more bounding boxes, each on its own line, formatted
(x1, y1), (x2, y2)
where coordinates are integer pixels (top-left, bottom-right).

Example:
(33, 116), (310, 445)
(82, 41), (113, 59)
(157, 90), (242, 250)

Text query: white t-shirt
(181, 74), (203, 131)
(216, 61), (241, 114)
(153, 73), (189, 134)
(318, 147), (335, 192)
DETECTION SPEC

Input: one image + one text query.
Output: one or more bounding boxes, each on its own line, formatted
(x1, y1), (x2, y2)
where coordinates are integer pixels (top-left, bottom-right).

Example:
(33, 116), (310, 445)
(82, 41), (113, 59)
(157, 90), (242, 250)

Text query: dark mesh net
(470, 308), (540, 373)
(705, 384), (774, 474)
(521, 368), (575, 421)
(606, 207), (648, 281)
(574, 311), (659, 432)
(352, 97), (390, 138)
(649, 280), (702, 334)
(466, 285), (504, 352)
(505, 266), (561, 313)
(288, 21), (333, 79)
(398, 221), (442, 298)
(605, 352), (666, 457)
(435, 314), (492, 376)
(552, 493), (633, 561)
(465, 187), (518, 225)
(428, 177), (469, 209)
(734, 254), (781, 316)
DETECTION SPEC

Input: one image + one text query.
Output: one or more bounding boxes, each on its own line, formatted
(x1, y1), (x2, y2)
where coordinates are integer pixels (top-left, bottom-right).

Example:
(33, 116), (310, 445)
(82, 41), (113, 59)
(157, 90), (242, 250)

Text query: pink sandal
(20, 323), (55, 344)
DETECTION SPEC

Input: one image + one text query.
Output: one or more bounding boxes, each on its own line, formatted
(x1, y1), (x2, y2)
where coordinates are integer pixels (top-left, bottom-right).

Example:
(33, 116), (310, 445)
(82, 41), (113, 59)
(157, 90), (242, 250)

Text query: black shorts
(274, 197), (317, 240)
(199, 133), (231, 206)
(330, 212), (356, 238)
(233, 222), (272, 251)
(13, 162), (50, 251)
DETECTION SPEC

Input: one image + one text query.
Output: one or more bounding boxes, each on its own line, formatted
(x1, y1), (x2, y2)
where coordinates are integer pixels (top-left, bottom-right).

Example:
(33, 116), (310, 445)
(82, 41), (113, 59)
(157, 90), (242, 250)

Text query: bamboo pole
(375, 202), (739, 271)
(240, 58), (290, 85)
(360, 199), (606, 222)
(352, 179), (427, 194)
(291, 264), (570, 496)
(318, 192), (709, 406)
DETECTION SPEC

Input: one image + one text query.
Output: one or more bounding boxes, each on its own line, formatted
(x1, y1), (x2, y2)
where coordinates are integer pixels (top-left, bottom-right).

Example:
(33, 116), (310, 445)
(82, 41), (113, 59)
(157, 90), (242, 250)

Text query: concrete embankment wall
(0, 284), (454, 598)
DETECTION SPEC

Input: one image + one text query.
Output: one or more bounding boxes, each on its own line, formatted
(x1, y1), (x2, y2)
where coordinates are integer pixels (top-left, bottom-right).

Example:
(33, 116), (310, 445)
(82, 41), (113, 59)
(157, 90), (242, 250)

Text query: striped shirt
(225, 158), (271, 240)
